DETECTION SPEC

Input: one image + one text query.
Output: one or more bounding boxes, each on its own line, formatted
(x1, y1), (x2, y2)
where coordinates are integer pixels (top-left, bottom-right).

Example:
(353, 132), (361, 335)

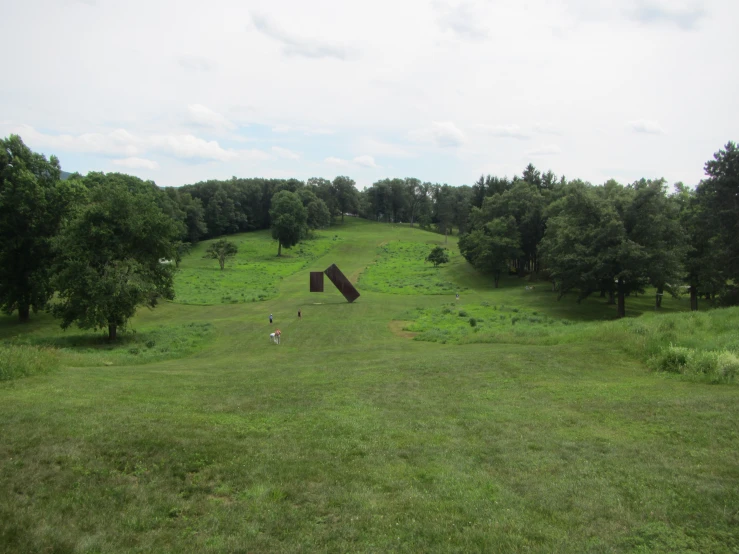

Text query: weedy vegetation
(1, 219), (737, 553)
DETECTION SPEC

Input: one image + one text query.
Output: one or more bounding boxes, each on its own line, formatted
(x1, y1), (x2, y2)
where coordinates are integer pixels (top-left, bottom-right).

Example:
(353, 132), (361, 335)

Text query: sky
(1, 0), (737, 189)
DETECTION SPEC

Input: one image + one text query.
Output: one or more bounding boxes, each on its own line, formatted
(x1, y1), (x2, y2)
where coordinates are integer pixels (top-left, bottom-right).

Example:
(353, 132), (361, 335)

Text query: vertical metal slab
(309, 271), (325, 292)
(324, 264), (360, 303)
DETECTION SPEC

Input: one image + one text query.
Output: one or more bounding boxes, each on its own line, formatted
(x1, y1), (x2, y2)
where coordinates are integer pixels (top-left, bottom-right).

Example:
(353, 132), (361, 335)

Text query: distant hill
(60, 170), (72, 181)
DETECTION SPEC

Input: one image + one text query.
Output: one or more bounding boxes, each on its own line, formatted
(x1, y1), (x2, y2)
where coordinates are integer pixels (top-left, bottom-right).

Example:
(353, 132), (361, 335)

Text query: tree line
(2, 132), (736, 337)
(0, 135), (373, 337)
(458, 146), (738, 317)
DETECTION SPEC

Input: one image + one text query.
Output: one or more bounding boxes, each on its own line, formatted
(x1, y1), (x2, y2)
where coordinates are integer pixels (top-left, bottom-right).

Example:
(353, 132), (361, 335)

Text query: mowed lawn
(1, 219), (738, 553)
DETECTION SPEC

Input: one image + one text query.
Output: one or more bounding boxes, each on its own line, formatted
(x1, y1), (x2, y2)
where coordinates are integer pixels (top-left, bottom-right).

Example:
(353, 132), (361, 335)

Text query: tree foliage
(51, 173), (179, 340)
(0, 135), (79, 322)
(426, 246), (450, 267)
(204, 239), (238, 270)
(459, 216), (521, 288)
(269, 190), (307, 256)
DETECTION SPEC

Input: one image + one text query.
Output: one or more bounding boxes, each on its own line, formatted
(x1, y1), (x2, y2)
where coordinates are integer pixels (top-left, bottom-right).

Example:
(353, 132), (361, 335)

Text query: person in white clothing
(269, 329), (282, 344)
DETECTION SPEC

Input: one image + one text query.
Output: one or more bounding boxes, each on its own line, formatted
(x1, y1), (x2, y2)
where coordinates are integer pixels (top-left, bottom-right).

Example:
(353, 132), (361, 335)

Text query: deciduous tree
(270, 190), (307, 256)
(0, 135), (79, 322)
(51, 173), (179, 340)
(426, 246), (450, 267)
(204, 238), (238, 270)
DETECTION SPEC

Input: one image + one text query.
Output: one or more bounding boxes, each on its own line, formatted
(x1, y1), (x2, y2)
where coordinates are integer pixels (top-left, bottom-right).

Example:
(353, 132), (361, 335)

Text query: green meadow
(1, 219), (738, 553)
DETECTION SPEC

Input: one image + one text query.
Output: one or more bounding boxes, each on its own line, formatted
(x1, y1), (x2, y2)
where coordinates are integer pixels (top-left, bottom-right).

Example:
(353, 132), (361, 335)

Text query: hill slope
(1, 219), (737, 553)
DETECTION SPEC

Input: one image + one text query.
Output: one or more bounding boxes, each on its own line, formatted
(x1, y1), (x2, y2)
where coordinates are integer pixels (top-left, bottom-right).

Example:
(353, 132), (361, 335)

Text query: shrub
(469, 318), (477, 327)
(458, 311), (468, 317)
(652, 345), (690, 373)
(0, 344), (60, 381)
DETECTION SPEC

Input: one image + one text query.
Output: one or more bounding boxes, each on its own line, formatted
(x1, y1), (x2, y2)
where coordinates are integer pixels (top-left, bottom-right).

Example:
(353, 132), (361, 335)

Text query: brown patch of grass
(388, 320), (418, 338)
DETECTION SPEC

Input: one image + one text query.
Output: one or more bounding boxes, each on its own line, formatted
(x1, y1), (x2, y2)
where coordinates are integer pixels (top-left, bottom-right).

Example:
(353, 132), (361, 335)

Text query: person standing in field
(269, 313), (273, 324)
(298, 308), (302, 320)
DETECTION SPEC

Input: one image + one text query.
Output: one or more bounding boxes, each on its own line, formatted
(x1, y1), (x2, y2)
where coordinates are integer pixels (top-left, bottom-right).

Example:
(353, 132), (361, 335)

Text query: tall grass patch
(358, 241), (462, 295)
(8, 323), (215, 367)
(0, 344), (60, 381)
(175, 231), (339, 304)
(408, 303), (739, 383)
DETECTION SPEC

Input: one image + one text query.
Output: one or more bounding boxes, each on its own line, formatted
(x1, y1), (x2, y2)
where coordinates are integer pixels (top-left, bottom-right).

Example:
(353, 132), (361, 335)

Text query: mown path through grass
(1, 219), (738, 553)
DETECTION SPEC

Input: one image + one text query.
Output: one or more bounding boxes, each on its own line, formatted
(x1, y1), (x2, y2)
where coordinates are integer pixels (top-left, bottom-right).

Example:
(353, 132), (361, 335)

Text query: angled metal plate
(310, 271), (325, 292)
(324, 264), (360, 303)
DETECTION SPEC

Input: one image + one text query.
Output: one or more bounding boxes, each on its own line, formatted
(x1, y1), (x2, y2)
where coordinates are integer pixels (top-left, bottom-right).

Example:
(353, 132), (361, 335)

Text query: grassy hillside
(1, 219), (737, 553)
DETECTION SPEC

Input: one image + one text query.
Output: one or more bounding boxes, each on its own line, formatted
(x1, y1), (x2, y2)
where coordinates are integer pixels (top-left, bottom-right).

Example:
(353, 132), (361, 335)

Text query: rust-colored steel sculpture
(309, 271), (325, 292)
(319, 264), (360, 303)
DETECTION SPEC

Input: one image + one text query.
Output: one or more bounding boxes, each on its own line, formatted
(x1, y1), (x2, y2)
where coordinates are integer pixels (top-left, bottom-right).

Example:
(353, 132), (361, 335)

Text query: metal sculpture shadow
(310, 264), (360, 303)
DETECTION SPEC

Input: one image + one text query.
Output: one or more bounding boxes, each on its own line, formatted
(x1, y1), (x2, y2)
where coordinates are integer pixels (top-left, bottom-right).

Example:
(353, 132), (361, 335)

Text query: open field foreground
(1, 220), (738, 553)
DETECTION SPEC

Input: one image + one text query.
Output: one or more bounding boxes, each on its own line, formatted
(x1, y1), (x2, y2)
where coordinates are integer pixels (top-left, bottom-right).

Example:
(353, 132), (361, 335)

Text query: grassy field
(1, 219), (738, 553)
(174, 231), (341, 305)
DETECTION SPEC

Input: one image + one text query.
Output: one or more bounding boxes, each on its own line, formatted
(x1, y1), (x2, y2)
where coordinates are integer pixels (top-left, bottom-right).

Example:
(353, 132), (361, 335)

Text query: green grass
(358, 240), (463, 295)
(407, 301), (739, 384)
(0, 344), (60, 381)
(1, 218), (738, 553)
(174, 230), (341, 305)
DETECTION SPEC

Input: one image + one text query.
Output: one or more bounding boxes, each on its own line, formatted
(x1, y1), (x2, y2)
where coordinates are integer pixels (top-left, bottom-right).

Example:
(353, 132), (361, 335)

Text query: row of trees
(357, 178), (472, 236)
(169, 175), (476, 244)
(458, 146), (739, 317)
(3, 131), (735, 333)
(0, 136), (182, 337)
(168, 175), (358, 242)
(0, 136), (353, 337)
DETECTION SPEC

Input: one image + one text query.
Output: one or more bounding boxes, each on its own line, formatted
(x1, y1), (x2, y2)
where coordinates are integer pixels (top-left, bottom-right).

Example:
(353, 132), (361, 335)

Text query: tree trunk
(341, 212), (344, 223)
(219, 256), (225, 270)
(608, 290), (615, 305)
(493, 273), (500, 288)
(18, 304), (30, 323)
(108, 324), (117, 341)
(690, 286), (698, 311)
(617, 279), (626, 318)
(600, 289), (606, 298)
(656, 285), (664, 309)
(277, 241), (282, 257)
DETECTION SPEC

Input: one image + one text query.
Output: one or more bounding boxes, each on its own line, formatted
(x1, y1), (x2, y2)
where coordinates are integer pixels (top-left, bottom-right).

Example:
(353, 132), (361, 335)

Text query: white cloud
(303, 127), (334, 136)
(148, 134), (239, 161)
(475, 124), (530, 140)
(2, 0), (735, 188)
(628, 120), (666, 134)
(177, 55), (217, 72)
(251, 12), (353, 60)
(187, 104), (236, 130)
(240, 149), (273, 161)
(271, 124), (333, 136)
(9, 124), (140, 156)
(435, 1), (488, 40)
(533, 122), (562, 136)
(324, 155), (379, 169)
(409, 122), (466, 148)
(353, 155), (379, 168)
(112, 157), (159, 170)
(325, 156), (350, 166)
(272, 146), (300, 159)
(358, 138), (416, 159)
(526, 145), (562, 156)
(8, 125), (246, 162)
(626, 0), (707, 30)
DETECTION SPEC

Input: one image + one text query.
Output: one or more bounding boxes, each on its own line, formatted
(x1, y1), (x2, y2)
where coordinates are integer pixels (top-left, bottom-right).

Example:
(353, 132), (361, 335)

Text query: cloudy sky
(1, 0), (736, 188)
